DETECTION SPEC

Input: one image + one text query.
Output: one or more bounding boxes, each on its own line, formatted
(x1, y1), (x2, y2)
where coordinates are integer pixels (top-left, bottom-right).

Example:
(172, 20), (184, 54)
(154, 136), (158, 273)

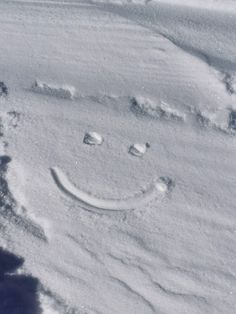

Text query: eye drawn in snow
(50, 167), (171, 211)
(0, 82), (8, 97)
(31, 80), (76, 100)
(83, 131), (103, 146)
(129, 143), (150, 157)
(131, 96), (185, 121)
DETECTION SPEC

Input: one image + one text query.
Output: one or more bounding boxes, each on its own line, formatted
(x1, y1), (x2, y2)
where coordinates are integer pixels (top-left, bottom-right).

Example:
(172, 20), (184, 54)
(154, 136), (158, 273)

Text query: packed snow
(0, 0), (236, 313)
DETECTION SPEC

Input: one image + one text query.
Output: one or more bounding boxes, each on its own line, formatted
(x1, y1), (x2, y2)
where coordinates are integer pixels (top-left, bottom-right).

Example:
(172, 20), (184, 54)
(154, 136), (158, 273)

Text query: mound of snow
(31, 81), (76, 100)
(131, 97), (185, 121)
(193, 107), (230, 133)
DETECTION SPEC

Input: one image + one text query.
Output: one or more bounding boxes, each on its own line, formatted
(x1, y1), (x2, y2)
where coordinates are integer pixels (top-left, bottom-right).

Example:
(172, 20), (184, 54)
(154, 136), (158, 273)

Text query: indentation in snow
(51, 167), (170, 211)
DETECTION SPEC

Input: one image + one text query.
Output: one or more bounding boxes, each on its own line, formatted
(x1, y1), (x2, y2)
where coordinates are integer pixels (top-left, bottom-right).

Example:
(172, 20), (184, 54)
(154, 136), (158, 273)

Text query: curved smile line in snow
(51, 167), (168, 211)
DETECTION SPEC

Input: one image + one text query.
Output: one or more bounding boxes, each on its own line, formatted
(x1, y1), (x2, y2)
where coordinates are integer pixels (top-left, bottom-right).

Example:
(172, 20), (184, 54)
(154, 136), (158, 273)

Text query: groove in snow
(50, 167), (168, 211)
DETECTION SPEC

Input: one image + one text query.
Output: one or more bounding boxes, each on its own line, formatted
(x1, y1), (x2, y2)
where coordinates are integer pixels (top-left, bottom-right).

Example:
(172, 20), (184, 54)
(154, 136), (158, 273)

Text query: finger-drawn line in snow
(51, 167), (171, 211)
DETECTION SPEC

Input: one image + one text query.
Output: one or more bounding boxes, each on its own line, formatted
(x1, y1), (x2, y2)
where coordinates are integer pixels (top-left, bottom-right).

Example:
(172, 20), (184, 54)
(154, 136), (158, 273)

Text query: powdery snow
(0, 0), (236, 314)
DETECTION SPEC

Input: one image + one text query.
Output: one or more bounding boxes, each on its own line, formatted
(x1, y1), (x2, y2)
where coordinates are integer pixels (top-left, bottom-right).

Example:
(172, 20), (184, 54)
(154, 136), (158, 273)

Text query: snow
(129, 143), (148, 157)
(32, 80), (76, 100)
(0, 0), (236, 313)
(50, 166), (167, 210)
(131, 96), (186, 121)
(83, 131), (104, 145)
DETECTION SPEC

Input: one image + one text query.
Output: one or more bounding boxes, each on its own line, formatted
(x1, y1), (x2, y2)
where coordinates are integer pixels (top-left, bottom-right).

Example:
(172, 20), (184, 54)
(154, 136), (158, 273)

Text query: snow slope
(0, 0), (236, 313)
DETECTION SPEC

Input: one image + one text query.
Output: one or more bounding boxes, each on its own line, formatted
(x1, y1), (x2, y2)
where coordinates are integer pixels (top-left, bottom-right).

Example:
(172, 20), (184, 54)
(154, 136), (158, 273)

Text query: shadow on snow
(0, 248), (41, 314)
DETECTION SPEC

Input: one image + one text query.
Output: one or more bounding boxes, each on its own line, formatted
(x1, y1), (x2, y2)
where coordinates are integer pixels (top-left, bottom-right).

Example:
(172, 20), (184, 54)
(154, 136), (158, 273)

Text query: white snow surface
(0, 0), (236, 313)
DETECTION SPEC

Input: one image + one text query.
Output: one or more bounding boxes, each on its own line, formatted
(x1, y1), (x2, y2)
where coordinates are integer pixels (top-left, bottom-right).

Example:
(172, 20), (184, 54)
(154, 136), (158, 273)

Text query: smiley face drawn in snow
(51, 132), (173, 211)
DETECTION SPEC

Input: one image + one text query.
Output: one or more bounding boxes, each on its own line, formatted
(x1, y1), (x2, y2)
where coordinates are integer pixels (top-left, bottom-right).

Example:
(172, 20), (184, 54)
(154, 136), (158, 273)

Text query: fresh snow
(0, 0), (236, 313)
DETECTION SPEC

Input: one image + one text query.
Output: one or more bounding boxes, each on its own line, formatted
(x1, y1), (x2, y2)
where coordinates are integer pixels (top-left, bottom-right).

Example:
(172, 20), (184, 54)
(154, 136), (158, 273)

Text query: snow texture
(0, 0), (236, 313)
